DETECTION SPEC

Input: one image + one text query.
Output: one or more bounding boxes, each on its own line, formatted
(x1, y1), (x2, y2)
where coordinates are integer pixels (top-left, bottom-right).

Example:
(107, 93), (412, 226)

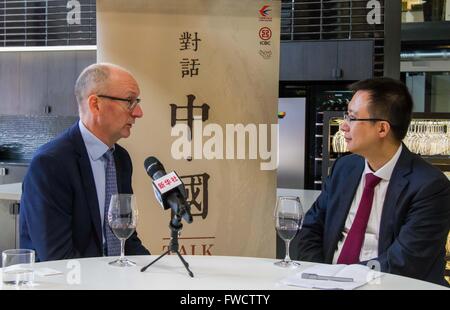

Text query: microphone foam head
(144, 156), (165, 178)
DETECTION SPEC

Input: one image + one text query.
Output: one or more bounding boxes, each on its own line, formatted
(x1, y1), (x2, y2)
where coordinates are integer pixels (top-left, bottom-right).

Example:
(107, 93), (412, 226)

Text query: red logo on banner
(259, 27), (272, 41)
(259, 5), (272, 21)
(259, 5), (271, 17)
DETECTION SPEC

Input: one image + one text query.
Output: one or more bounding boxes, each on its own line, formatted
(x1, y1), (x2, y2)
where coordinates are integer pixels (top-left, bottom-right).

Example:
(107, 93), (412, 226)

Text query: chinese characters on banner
(182, 173), (210, 219)
(174, 31), (212, 254)
(179, 31), (202, 78)
(170, 94), (210, 141)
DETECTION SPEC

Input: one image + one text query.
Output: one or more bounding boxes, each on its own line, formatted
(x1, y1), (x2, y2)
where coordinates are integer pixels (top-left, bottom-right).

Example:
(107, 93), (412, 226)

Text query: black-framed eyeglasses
(343, 111), (390, 124)
(97, 95), (141, 111)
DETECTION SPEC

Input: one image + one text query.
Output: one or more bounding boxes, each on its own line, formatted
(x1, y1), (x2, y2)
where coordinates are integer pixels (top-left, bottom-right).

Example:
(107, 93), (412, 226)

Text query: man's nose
(131, 104), (143, 118)
(340, 121), (349, 132)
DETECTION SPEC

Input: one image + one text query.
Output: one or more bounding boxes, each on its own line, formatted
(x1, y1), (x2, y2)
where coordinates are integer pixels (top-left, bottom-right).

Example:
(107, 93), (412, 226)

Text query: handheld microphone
(144, 156), (193, 224)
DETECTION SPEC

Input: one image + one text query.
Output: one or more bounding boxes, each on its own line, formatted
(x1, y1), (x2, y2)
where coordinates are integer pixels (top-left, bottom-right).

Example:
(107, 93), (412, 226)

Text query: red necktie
(337, 173), (382, 264)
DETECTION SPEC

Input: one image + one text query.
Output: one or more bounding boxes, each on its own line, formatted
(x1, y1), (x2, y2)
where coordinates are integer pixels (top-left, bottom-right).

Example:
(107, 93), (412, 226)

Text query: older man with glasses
(20, 63), (150, 262)
(297, 77), (450, 286)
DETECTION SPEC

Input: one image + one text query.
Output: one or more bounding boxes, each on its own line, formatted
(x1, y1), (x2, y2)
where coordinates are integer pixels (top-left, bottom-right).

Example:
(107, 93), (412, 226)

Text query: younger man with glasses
(297, 77), (450, 285)
(20, 63), (150, 261)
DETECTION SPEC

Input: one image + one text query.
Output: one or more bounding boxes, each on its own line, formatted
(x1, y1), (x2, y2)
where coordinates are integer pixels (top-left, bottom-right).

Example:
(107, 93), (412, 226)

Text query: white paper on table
(280, 264), (383, 290)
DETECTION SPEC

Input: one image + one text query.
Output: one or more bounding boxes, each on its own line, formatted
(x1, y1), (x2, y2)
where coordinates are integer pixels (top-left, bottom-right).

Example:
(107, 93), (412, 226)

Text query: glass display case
(402, 0), (450, 23)
(322, 111), (450, 184)
(403, 71), (450, 113)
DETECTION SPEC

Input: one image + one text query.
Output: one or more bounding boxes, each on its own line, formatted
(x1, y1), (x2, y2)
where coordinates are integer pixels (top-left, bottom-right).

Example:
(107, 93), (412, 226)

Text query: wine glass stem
(120, 239), (125, 260)
(284, 239), (291, 262)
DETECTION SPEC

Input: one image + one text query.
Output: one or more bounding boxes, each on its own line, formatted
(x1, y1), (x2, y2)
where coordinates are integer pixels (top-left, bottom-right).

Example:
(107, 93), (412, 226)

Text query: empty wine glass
(274, 196), (304, 268)
(108, 194), (138, 267)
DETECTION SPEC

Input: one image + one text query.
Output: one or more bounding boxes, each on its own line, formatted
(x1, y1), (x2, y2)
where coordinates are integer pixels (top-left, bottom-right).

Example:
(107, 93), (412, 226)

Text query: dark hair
(349, 77), (413, 141)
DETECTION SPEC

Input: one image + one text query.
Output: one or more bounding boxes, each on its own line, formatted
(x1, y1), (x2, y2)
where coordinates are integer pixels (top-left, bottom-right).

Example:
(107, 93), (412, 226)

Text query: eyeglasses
(97, 95), (141, 111)
(343, 111), (389, 124)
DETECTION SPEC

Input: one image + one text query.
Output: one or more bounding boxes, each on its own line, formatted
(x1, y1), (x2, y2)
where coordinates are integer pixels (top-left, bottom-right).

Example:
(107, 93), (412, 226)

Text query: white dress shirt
(332, 144), (403, 263)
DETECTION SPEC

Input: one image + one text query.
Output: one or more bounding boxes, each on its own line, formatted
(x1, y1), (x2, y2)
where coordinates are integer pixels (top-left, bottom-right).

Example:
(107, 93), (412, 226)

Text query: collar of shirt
(78, 120), (111, 161)
(363, 144), (403, 182)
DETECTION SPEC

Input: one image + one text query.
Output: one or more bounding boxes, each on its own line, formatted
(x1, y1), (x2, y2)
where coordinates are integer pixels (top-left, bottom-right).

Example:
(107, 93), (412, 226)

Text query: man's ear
(87, 95), (100, 115)
(378, 121), (391, 138)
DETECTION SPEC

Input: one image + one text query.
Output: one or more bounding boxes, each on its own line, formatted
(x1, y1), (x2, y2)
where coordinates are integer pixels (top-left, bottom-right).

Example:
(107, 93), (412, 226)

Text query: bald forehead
(106, 67), (140, 96)
(75, 63), (140, 109)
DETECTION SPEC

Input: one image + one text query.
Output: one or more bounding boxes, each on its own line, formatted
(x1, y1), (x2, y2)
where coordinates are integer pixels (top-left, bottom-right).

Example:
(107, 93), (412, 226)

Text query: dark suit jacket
(20, 123), (150, 262)
(297, 146), (450, 285)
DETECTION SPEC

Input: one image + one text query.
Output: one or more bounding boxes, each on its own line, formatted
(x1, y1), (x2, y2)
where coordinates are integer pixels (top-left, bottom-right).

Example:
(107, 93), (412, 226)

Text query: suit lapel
(325, 156), (364, 262)
(378, 146), (412, 253)
(69, 123), (102, 245)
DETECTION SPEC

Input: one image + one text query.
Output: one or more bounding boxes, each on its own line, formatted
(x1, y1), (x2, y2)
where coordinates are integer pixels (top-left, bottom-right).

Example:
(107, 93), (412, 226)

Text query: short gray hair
(74, 63), (112, 106)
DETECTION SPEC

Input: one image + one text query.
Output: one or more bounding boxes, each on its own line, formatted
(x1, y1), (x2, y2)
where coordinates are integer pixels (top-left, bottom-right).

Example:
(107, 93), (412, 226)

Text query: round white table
(0, 255), (447, 290)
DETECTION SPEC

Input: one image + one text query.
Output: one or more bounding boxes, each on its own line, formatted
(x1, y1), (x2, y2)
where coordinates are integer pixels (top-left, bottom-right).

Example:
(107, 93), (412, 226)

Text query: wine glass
(274, 196), (304, 268)
(108, 194), (138, 267)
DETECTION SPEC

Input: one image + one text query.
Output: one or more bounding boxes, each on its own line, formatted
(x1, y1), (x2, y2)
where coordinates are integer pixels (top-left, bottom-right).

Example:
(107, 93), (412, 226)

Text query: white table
(0, 255), (447, 290)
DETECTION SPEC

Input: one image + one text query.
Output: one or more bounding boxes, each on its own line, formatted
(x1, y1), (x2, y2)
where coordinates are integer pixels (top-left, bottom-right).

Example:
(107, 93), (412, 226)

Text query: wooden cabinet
(47, 51), (79, 116)
(0, 53), (20, 115)
(280, 41), (337, 81)
(0, 200), (19, 257)
(337, 40), (375, 81)
(280, 40), (374, 81)
(0, 178), (21, 256)
(19, 52), (49, 116)
(0, 50), (96, 117)
(0, 164), (28, 185)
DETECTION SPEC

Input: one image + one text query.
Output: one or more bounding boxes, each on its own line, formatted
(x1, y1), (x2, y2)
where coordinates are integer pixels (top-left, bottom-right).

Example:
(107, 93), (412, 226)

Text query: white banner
(97, 0), (280, 258)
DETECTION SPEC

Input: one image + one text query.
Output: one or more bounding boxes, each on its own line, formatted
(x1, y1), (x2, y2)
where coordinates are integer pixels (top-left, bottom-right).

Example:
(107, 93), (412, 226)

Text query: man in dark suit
(20, 63), (150, 262)
(297, 78), (450, 285)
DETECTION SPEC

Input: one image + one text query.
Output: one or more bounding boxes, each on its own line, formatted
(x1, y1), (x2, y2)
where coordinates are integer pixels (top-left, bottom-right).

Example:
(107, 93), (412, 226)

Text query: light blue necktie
(103, 149), (121, 256)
